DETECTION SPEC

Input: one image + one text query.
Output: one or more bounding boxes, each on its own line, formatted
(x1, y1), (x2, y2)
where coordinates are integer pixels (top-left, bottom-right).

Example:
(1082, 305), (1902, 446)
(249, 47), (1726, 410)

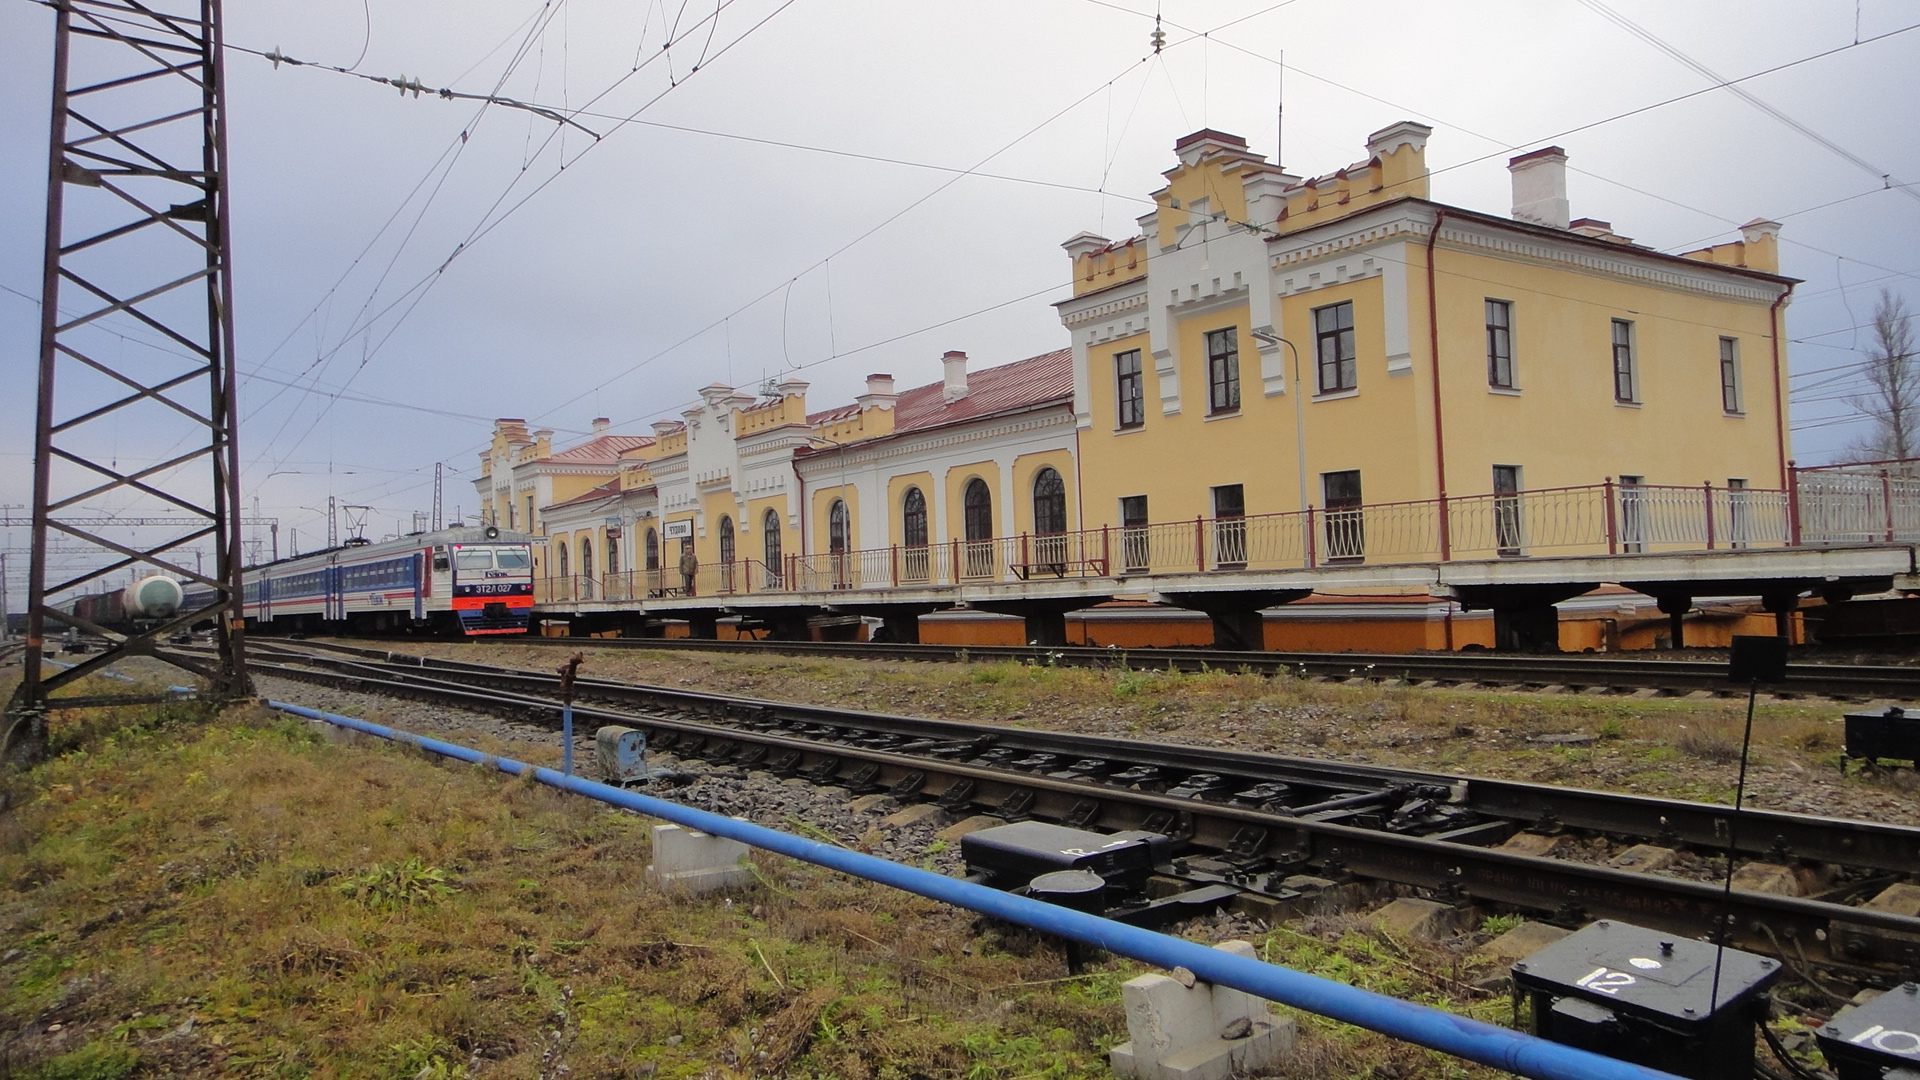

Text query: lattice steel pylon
(5, 0), (251, 762)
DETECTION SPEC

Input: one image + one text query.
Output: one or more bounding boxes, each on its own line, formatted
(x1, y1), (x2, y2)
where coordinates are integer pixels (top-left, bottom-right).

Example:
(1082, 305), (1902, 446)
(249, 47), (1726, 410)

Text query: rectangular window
(1719, 337), (1742, 414)
(1611, 319), (1638, 403)
(1206, 329), (1240, 414)
(1120, 495), (1150, 572)
(1315, 301), (1357, 393)
(1322, 469), (1364, 560)
(1211, 484), (1246, 568)
(1486, 299), (1515, 389)
(1493, 465), (1523, 556)
(1115, 349), (1145, 428)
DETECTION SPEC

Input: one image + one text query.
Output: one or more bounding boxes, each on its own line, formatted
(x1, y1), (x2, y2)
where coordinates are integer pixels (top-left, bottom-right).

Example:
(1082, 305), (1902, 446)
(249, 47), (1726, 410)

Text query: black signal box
(1512, 920), (1782, 1080)
(1815, 982), (1920, 1080)
(961, 822), (1169, 893)
(1843, 706), (1920, 768)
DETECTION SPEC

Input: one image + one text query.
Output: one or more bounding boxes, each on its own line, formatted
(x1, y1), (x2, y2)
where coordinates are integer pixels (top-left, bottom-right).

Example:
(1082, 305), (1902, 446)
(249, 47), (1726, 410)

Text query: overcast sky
(3, 0), (1918, 603)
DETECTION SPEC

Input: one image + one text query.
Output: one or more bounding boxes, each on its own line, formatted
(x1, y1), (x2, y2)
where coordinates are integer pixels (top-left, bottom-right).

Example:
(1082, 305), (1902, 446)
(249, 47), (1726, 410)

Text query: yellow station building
(482, 120), (1807, 651)
(1052, 123), (1796, 648)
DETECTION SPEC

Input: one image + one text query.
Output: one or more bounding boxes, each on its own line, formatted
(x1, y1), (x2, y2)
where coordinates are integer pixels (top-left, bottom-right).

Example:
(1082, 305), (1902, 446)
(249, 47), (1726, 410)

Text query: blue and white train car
(241, 525), (536, 636)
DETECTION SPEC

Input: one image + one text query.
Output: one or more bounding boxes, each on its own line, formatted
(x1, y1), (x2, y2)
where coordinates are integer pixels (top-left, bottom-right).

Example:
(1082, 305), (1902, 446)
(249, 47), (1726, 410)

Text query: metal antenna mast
(7, 0), (251, 761)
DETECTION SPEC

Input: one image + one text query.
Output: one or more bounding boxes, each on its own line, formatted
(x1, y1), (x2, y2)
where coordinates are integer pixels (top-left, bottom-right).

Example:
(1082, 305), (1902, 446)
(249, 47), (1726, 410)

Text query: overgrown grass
(0, 690), (1553, 1078)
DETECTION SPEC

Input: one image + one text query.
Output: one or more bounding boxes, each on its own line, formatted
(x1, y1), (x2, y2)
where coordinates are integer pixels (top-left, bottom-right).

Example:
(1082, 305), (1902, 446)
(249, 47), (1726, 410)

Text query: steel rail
(260, 641), (1920, 876)
(243, 648), (1920, 973)
(331, 632), (1920, 699)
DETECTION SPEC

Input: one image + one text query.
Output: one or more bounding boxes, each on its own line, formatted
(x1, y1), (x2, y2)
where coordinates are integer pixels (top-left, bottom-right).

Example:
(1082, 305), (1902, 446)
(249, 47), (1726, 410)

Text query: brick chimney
(1509, 147), (1570, 230)
(941, 351), (969, 402)
(591, 417), (610, 435)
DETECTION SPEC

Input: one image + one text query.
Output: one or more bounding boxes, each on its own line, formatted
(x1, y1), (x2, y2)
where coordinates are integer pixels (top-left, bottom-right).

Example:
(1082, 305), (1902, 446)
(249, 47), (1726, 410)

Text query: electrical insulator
(1150, 24), (1165, 53)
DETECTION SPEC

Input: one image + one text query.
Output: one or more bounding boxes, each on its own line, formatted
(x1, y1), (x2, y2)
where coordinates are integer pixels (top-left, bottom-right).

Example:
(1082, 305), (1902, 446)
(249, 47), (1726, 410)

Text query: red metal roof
(890, 348), (1071, 432)
(548, 433), (654, 463)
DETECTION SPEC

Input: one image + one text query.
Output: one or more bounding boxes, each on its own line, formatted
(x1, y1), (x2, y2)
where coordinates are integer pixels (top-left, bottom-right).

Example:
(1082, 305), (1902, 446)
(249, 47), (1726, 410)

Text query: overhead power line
(1574, 0), (1920, 207)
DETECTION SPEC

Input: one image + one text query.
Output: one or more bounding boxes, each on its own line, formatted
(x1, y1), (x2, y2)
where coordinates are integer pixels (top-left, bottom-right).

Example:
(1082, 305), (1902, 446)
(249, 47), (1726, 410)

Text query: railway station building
(1051, 122), (1797, 649)
(480, 122), (1912, 652)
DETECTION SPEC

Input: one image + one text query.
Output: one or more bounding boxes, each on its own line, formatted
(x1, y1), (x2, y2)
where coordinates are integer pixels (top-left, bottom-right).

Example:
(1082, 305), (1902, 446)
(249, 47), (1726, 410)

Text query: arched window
(901, 487), (930, 583)
(962, 478), (994, 578)
(579, 537), (594, 598)
(557, 540), (570, 577)
(828, 498), (851, 589)
(718, 515), (736, 592)
(607, 532), (620, 576)
(963, 479), (992, 540)
(763, 508), (783, 587)
(1032, 467), (1068, 574)
(828, 499), (849, 553)
(903, 487), (928, 547)
(1032, 467), (1066, 535)
(645, 528), (659, 570)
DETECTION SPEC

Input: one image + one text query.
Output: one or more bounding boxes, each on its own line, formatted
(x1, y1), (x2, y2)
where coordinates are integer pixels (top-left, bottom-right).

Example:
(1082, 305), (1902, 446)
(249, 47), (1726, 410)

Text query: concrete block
(646, 824), (754, 896)
(1629, 687), (1667, 699)
(1110, 940), (1297, 1080)
(882, 803), (945, 828)
(934, 814), (1004, 843)
(1279, 874), (1371, 915)
(1607, 844), (1679, 874)
(848, 794), (895, 815)
(1476, 921), (1573, 963)
(1731, 862), (1802, 896)
(1501, 831), (1575, 858)
(1373, 898), (1462, 940)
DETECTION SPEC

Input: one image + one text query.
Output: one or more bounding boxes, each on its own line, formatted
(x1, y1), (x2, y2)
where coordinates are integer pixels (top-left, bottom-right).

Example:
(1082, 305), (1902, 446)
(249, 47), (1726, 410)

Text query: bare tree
(1846, 289), (1920, 463)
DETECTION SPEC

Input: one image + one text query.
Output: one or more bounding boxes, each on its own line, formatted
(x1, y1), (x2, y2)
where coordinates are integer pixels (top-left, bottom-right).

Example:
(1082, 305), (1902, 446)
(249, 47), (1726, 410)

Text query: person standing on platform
(678, 542), (698, 597)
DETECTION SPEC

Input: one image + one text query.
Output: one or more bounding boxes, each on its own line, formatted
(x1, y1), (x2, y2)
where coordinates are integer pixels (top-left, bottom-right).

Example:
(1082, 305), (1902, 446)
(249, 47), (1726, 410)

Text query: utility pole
(432, 462), (444, 532)
(9, 0), (250, 763)
(327, 496), (338, 548)
(1, 553), (10, 643)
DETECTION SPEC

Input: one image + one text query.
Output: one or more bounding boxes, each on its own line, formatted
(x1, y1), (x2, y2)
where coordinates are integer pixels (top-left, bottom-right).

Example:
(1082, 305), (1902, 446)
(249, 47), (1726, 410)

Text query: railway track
(324, 632), (1920, 700)
(243, 638), (1920, 987)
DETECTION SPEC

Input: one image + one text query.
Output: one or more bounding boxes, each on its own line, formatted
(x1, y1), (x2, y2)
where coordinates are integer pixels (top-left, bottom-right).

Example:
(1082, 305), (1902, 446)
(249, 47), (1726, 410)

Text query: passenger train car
(241, 525), (536, 636)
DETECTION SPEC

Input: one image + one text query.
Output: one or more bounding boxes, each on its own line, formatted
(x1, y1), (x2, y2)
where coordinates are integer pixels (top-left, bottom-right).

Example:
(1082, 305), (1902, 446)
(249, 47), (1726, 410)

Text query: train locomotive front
(446, 534), (535, 634)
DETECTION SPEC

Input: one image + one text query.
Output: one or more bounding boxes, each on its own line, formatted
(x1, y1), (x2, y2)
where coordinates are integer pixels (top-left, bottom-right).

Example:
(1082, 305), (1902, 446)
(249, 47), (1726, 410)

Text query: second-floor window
(1115, 349), (1145, 428)
(1612, 319), (1638, 403)
(1207, 329), (1240, 414)
(1315, 301), (1356, 393)
(1720, 337), (1742, 414)
(1486, 299), (1515, 389)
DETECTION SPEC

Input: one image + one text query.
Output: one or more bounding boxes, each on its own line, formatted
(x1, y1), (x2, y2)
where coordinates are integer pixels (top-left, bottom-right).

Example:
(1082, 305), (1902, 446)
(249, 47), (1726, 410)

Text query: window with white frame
(1720, 337), (1742, 414)
(1115, 349), (1145, 428)
(1315, 302), (1357, 393)
(1486, 299), (1515, 389)
(1611, 319), (1638, 403)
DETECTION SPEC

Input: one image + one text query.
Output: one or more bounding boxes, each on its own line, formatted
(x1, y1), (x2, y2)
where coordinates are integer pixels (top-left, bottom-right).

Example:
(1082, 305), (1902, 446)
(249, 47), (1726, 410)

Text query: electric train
(240, 525), (536, 636)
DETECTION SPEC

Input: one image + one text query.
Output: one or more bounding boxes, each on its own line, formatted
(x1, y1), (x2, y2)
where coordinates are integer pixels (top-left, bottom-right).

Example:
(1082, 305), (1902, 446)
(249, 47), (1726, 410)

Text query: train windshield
(494, 549), (530, 569)
(454, 550), (494, 572)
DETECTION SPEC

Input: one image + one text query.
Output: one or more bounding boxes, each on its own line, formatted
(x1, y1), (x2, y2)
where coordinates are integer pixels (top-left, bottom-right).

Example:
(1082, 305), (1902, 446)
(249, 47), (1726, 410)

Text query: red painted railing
(531, 473), (1919, 604)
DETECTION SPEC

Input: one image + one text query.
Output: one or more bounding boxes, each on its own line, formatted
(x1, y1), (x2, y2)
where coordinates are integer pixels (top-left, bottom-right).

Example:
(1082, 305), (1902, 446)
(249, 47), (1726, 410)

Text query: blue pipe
(267, 698), (1684, 1080)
